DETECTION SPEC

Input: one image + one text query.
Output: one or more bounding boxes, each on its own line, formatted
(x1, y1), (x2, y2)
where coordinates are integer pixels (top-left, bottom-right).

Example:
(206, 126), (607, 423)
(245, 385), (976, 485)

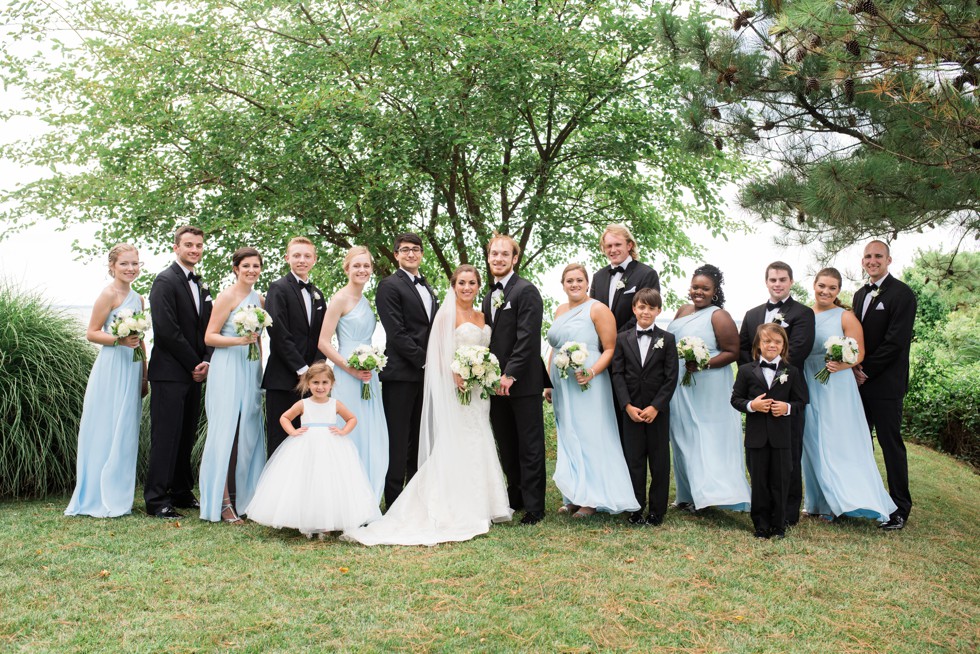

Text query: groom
(144, 225), (213, 519)
(482, 233), (547, 525)
(376, 232), (439, 508)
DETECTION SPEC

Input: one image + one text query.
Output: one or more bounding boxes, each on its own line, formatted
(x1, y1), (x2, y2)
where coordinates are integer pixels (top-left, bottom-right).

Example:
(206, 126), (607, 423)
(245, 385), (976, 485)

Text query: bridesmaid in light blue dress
(666, 264), (750, 512)
(546, 264), (639, 517)
(66, 244), (147, 518)
(318, 246), (388, 503)
(802, 268), (896, 523)
(199, 248), (268, 523)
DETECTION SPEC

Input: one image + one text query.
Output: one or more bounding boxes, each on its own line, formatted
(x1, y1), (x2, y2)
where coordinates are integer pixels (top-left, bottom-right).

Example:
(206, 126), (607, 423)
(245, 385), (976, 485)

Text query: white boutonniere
(654, 337), (664, 350)
(777, 372), (789, 385)
(772, 311), (785, 323)
(201, 283), (210, 294)
(615, 280), (626, 290)
(870, 289), (881, 298)
(492, 293), (505, 309)
(314, 291), (322, 301)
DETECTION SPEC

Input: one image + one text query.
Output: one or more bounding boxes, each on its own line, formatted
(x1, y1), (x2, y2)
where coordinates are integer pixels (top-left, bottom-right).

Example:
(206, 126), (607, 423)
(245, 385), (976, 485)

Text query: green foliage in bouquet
(0, 283), (96, 497)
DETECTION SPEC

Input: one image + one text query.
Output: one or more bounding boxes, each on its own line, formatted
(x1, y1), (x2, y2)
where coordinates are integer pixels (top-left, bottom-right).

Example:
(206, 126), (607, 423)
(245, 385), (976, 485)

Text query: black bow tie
(610, 265), (625, 275)
(864, 282), (878, 292)
(414, 275), (426, 286)
(187, 272), (201, 285)
(760, 360), (779, 371)
(297, 280), (312, 293)
(490, 281), (504, 292)
(766, 300), (784, 312)
(637, 329), (655, 337)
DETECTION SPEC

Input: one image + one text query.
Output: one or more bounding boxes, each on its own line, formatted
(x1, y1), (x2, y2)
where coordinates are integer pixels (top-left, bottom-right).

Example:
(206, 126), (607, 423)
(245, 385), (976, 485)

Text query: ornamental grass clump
(0, 282), (96, 497)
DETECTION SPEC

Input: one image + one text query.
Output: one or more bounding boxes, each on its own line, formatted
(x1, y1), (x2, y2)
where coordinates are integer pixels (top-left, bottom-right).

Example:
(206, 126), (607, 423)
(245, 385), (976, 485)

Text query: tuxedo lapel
(610, 260), (637, 312)
(171, 262), (197, 317)
(624, 329), (643, 368)
(641, 327), (664, 371)
(397, 269), (429, 318)
(752, 361), (768, 389)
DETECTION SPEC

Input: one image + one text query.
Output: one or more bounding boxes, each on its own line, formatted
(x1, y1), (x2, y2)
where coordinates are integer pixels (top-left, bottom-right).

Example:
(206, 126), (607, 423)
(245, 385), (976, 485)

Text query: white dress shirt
(177, 261), (201, 314)
(606, 256), (633, 308)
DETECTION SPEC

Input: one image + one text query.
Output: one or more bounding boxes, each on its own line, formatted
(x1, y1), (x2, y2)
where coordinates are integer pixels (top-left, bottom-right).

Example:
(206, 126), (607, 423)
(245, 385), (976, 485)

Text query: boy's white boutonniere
(777, 371), (789, 385)
(654, 337), (664, 350)
(615, 279), (626, 290)
(772, 311), (785, 324)
(492, 293), (505, 309)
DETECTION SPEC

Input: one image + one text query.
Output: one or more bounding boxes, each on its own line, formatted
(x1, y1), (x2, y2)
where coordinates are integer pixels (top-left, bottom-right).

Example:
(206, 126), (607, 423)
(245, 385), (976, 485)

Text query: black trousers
(862, 396), (912, 519)
(265, 388), (301, 459)
(490, 394), (546, 514)
(785, 409), (806, 524)
(621, 410), (670, 518)
(381, 381), (423, 508)
(144, 380), (202, 513)
(746, 445), (791, 533)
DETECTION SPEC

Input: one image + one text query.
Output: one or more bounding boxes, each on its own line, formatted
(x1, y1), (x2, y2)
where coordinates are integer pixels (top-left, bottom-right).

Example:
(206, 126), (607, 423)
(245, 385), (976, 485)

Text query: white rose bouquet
(814, 335), (860, 384)
(109, 308), (151, 362)
(232, 305), (273, 361)
(676, 335), (711, 386)
(554, 341), (591, 391)
(346, 345), (387, 400)
(450, 345), (501, 405)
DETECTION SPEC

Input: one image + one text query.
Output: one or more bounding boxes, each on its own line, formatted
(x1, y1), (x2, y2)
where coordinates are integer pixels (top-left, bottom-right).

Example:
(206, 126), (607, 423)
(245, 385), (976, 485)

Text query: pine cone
(847, 114), (858, 127)
(845, 39), (861, 57)
(797, 209), (806, 224)
(761, 120), (776, 131)
(953, 73), (978, 90)
(844, 78), (855, 102)
(849, 0), (879, 16)
(795, 48), (806, 62)
(805, 77), (820, 94)
(714, 136), (724, 150)
(709, 106), (722, 119)
(717, 65), (739, 87)
(809, 34), (822, 48)
(733, 10), (756, 30)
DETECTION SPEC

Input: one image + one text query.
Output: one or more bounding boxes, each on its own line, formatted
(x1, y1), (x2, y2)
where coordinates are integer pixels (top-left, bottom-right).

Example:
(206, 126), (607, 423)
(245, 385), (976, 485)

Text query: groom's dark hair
(765, 261), (793, 280)
(394, 232), (423, 251)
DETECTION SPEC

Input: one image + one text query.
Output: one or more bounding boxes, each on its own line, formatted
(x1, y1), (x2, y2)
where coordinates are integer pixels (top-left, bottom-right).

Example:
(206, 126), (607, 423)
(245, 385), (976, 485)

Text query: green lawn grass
(2, 442), (978, 653)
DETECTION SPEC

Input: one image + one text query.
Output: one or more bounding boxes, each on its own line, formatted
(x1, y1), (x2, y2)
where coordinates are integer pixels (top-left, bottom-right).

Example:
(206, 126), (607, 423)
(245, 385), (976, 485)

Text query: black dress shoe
(520, 511), (544, 525)
(627, 511), (645, 525)
(879, 515), (905, 531)
(173, 498), (200, 510)
(645, 514), (664, 527)
(151, 506), (183, 519)
(770, 529), (786, 540)
(753, 529), (770, 540)
(672, 501), (694, 512)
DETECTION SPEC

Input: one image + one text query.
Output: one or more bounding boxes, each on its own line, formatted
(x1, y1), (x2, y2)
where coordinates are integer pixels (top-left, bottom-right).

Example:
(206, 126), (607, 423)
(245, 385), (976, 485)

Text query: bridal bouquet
(109, 308), (151, 362)
(232, 305), (273, 361)
(554, 341), (591, 391)
(814, 335), (860, 384)
(346, 345), (387, 400)
(676, 336), (711, 386)
(450, 345), (501, 405)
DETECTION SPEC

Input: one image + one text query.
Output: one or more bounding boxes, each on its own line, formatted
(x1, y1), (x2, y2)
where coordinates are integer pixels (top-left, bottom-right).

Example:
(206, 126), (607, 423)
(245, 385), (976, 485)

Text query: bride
(342, 264), (513, 545)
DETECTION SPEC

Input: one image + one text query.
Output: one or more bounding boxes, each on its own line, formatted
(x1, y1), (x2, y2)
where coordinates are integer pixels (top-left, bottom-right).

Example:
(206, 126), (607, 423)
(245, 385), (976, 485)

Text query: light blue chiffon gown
(331, 296), (388, 502)
(65, 289), (143, 517)
(548, 299), (639, 513)
(666, 306), (751, 512)
(802, 307), (897, 522)
(199, 290), (267, 521)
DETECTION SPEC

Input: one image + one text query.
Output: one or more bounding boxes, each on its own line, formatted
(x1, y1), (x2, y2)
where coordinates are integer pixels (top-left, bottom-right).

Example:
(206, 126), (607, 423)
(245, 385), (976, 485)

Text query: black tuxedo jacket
(147, 262), (213, 383)
(482, 274), (545, 397)
(376, 269), (438, 383)
(731, 361), (808, 448)
(261, 274), (327, 391)
(589, 260), (661, 331)
(611, 326), (678, 413)
(739, 296), (815, 368)
(853, 275), (917, 399)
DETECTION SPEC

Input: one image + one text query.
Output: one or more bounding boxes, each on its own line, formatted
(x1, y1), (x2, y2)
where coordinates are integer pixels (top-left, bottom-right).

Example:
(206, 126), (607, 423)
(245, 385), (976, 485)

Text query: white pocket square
(876, 303), (885, 310)
(623, 286), (637, 294)
(203, 295), (212, 303)
(503, 301), (512, 310)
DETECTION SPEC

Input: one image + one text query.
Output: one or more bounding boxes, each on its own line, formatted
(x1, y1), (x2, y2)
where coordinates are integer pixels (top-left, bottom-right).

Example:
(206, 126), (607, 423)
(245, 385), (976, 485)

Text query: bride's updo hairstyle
(450, 264), (481, 288)
(560, 262), (589, 283)
(343, 245), (373, 271)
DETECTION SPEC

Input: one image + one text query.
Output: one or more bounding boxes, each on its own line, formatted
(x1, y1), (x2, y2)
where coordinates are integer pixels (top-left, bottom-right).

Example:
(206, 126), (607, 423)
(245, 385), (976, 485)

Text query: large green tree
(0, 0), (747, 291)
(677, 0), (979, 256)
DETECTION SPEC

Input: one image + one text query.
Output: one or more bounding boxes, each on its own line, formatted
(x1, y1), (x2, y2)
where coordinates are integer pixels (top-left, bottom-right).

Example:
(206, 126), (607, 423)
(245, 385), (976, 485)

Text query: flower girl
(244, 362), (381, 537)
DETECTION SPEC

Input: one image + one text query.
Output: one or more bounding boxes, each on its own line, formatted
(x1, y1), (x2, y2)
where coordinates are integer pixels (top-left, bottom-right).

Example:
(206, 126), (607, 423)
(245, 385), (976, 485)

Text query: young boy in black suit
(611, 289), (678, 526)
(731, 323), (808, 539)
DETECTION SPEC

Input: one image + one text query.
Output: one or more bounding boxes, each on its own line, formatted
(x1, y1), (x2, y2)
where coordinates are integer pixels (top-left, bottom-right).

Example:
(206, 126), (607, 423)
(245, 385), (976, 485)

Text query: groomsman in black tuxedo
(145, 225), (213, 518)
(589, 223), (661, 332)
(738, 261), (815, 527)
(261, 236), (327, 458)
(853, 240), (916, 530)
(376, 232), (439, 507)
(482, 234), (547, 524)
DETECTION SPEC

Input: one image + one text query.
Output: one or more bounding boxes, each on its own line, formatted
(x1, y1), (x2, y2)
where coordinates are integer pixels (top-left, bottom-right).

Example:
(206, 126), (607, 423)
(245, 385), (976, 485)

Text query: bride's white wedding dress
(342, 321), (513, 546)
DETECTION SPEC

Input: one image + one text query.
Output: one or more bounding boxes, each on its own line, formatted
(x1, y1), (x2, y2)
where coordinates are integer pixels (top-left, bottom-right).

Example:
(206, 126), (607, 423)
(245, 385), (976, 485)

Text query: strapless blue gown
(666, 306), (750, 512)
(802, 307), (897, 522)
(199, 291), (267, 521)
(547, 300), (639, 513)
(65, 289), (143, 517)
(331, 296), (388, 502)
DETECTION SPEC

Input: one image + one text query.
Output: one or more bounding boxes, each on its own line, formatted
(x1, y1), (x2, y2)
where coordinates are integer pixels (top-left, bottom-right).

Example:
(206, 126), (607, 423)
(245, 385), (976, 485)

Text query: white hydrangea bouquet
(554, 341), (591, 391)
(232, 305), (273, 361)
(450, 345), (501, 405)
(109, 308), (151, 362)
(346, 345), (387, 400)
(676, 335), (711, 386)
(814, 335), (860, 384)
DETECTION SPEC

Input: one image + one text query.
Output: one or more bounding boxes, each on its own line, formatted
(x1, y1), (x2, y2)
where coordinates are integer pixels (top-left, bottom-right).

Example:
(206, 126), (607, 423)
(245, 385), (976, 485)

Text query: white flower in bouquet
(346, 345), (387, 400)
(451, 345), (501, 405)
(814, 335), (860, 384)
(676, 335), (711, 386)
(555, 341), (591, 391)
(232, 305), (273, 361)
(109, 308), (151, 362)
